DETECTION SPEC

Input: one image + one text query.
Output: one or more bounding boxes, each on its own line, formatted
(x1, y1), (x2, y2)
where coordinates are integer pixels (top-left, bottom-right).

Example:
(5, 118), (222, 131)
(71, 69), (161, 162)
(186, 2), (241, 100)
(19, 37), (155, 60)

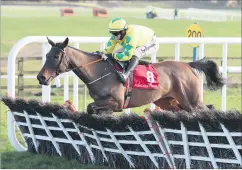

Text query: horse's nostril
(41, 76), (46, 81)
(38, 75), (46, 83)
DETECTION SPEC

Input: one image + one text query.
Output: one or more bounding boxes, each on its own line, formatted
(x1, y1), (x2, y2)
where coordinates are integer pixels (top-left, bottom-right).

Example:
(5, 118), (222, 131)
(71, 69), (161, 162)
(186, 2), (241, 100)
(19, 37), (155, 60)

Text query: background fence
(147, 6), (241, 21)
(1, 55), (240, 96)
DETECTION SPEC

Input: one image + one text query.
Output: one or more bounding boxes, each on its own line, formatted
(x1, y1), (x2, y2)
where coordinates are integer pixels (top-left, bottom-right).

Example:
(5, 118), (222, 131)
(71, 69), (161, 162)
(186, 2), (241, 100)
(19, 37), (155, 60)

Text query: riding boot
(118, 56), (139, 85)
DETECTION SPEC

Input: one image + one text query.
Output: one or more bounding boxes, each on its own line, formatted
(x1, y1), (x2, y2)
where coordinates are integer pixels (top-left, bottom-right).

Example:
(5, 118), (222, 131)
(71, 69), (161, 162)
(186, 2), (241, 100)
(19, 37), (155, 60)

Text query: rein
(72, 58), (104, 71)
(45, 47), (109, 85)
(55, 47), (104, 72)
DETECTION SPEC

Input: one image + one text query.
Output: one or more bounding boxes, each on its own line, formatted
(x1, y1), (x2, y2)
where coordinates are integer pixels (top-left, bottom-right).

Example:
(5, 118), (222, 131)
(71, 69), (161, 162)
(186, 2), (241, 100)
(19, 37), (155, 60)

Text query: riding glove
(93, 51), (102, 56)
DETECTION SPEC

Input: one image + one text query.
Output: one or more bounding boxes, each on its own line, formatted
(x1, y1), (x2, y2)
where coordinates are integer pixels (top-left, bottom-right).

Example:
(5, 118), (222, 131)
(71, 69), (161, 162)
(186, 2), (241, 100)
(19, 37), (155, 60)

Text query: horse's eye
(55, 55), (59, 59)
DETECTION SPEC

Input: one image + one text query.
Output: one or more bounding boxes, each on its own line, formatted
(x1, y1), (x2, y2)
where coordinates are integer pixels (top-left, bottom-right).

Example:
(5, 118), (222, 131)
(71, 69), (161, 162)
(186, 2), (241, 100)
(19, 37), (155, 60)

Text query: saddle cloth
(114, 60), (159, 108)
(132, 64), (159, 89)
(114, 62), (159, 108)
(114, 63), (159, 89)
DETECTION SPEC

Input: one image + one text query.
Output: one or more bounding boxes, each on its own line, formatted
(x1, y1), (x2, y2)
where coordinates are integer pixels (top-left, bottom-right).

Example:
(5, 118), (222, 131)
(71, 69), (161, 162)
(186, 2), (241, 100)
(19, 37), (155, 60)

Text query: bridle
(44, 47), (109, 85)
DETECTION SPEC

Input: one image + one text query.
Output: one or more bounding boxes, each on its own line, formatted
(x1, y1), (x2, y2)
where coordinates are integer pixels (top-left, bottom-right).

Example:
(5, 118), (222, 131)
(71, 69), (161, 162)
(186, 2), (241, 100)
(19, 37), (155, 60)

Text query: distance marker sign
(186, 23), (204, 48)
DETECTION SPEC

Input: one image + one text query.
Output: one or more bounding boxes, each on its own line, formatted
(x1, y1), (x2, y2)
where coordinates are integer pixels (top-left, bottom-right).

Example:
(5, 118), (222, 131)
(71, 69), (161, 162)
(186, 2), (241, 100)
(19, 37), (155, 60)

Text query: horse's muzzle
(37, 75), (49, 85)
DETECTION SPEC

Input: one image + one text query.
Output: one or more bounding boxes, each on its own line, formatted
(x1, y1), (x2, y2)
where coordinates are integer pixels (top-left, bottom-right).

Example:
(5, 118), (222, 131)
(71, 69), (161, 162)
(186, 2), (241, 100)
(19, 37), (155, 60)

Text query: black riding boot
(118, 56), (139, 85)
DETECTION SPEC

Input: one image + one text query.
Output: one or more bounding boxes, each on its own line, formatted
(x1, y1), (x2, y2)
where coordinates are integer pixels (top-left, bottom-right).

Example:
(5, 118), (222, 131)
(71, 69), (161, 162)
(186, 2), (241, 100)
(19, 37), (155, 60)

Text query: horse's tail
(188, 57), (226, 90)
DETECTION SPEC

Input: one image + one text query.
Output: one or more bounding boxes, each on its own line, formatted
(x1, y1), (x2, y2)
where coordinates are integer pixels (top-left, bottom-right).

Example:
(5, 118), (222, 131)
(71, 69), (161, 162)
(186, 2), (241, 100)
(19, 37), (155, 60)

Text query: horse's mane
(68, 45), (100, 58)
(55, 42), (100, 58)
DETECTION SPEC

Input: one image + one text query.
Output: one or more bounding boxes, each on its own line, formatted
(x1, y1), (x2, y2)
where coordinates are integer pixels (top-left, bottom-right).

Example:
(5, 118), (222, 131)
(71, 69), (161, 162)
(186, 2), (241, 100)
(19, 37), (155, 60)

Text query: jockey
(101, 17), (159, 84)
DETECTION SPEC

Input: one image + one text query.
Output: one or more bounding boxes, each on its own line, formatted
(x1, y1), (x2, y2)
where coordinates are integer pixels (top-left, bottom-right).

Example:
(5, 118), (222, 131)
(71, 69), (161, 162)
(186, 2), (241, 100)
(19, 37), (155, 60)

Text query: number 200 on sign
(187, 30), (202, 37)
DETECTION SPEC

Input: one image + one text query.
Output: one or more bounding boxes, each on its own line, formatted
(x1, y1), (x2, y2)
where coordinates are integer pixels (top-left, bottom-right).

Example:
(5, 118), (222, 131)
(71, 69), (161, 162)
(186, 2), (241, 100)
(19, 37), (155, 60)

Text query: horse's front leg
(87, 98), (121, 115)
(87, 102), (112, 115)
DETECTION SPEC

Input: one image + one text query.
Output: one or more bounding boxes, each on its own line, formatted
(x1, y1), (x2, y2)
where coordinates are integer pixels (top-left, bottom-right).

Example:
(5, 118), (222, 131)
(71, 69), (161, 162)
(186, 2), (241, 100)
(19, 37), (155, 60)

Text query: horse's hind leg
(175, 83), (210, 112)
(173, 85), (195, 112)
(153, 97), (182, 112)
(196, 102), (209, 111)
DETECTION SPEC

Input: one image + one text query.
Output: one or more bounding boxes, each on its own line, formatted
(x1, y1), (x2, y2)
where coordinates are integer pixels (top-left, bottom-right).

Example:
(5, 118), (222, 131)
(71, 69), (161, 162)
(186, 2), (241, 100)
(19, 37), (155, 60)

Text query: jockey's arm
(103, 35), (117, 55)
(113, 33), (138, 62)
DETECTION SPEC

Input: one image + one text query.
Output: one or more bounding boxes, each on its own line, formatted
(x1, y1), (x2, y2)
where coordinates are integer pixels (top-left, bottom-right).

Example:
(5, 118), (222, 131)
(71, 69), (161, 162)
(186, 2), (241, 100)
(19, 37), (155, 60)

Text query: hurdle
(60, 8), (75, 17)
(2, 96), (242, 169)
(93, 8), (108, 18)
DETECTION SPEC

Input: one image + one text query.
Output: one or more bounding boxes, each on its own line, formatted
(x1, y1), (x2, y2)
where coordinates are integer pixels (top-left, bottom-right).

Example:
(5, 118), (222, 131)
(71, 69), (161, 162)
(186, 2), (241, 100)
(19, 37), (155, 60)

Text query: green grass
(1, 7), (241, 57)
(1, 151), (106, 169)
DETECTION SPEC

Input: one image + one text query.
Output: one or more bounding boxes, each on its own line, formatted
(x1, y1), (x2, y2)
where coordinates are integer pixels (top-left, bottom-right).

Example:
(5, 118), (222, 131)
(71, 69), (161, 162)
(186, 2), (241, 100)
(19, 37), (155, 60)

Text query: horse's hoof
(87, 104), (96, 114)
(154, 106), (162, 112)
(144, 108), (152, 113)
(207, 104), (215, 110)
(63, 100), (77, 112)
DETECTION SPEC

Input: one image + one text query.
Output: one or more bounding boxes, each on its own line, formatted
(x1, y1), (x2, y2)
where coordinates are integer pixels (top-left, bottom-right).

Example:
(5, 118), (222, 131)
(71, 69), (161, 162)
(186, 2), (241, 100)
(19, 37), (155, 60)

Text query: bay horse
(37, 37), (225, 114)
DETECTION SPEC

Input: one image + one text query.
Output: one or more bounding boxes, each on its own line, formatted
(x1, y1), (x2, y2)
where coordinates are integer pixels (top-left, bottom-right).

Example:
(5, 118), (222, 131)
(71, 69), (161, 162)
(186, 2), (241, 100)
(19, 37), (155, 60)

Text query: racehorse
(37, 37), (225, 114)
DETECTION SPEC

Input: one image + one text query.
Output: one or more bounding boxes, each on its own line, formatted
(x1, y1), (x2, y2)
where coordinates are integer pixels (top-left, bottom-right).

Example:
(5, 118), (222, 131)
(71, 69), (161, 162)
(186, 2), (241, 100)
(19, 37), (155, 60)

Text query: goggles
(110, 31), (122, 36)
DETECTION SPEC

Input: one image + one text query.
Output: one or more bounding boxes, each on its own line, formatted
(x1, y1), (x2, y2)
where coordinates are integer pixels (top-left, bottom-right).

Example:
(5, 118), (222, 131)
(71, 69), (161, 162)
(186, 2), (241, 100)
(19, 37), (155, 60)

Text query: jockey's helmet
(108, 17), (128, 33)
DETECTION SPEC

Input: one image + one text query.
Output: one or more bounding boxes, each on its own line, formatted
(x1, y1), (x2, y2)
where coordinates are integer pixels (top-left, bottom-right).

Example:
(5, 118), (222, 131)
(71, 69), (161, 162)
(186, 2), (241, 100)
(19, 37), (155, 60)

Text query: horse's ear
(60, 37), (69, 49)
(47, 37), (55, 47)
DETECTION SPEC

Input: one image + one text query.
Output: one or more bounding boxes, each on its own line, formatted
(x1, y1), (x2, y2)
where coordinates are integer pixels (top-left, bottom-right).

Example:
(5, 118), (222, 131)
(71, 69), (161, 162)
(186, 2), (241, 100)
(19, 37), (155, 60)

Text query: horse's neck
(66, 47), (106, 84)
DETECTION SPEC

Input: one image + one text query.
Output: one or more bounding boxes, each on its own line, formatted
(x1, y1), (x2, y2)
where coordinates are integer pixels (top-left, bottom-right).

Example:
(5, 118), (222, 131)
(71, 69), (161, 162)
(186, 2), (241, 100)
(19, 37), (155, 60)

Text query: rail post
(17, 57), (24, 97)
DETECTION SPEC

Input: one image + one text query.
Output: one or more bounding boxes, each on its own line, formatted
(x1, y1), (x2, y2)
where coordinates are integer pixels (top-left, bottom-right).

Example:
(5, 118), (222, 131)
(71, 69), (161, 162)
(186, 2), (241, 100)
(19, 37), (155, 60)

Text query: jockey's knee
(105, 53), (112, 58)
(132, 55), (139, 60)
